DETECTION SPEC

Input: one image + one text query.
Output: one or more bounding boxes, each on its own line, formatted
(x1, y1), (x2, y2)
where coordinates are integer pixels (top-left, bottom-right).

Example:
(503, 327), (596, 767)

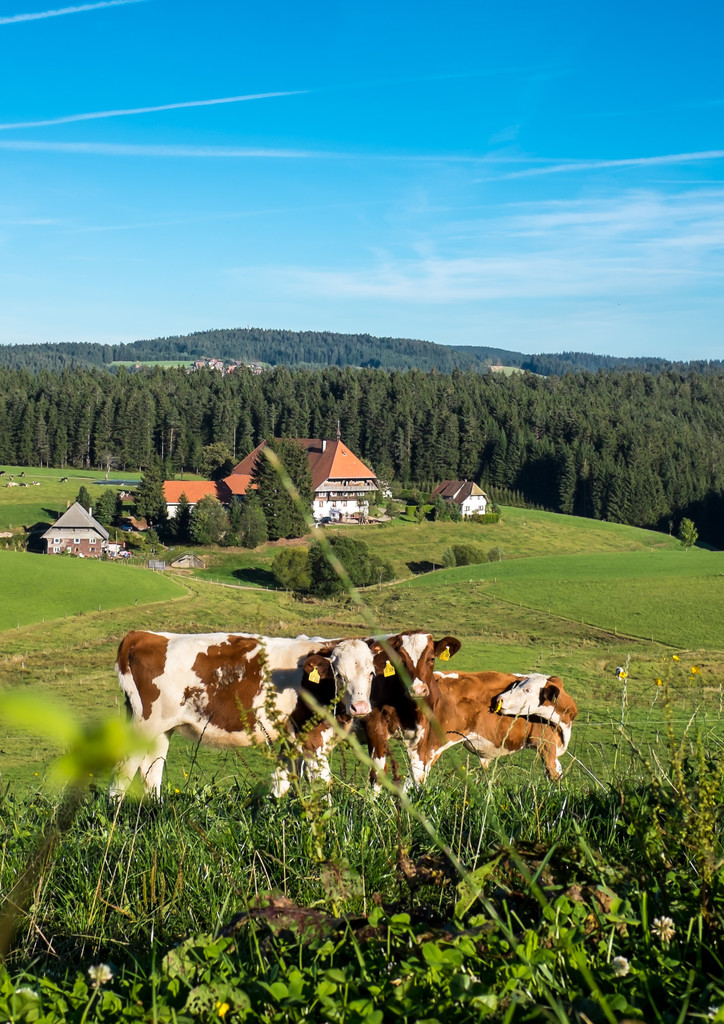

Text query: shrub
(442, 547), (456, 568)
(308, 536), (395, 596)
(487, 546), (503, 562)
(271, 547), (312, 593)
(450, 543), (487, 566)
(189, 496), (229, 546)
(469, 512), (501, 525)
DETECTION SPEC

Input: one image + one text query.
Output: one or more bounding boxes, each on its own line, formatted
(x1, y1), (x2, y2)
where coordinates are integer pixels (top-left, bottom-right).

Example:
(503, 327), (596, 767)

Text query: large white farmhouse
(228, 438), (379, 522)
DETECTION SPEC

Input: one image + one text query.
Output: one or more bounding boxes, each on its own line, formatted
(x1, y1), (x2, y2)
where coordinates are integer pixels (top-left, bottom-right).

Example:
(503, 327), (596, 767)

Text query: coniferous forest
(1, 362), (723, 547)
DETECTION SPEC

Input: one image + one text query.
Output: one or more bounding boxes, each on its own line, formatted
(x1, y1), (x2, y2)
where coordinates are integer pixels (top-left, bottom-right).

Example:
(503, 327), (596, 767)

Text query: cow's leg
(138, 732), (171, 798)
(536, 733), (563, 780)
(270, 766), (292, 798)
(302, 724), (335, 786)
(364, 709), (391, 791)
(109, 750), (146, 798)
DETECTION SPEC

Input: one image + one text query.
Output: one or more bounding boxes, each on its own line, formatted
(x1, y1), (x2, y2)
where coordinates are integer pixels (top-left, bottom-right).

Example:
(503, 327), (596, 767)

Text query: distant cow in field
(60, 477), (68, 482)
(365, 668), (578, 787)
(110, 630), (383, 798)
(6, 482), (18, 487)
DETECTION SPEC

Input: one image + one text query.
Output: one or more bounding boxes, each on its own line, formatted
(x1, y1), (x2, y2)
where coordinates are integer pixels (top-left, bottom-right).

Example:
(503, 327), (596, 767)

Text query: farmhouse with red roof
(229, 438), (379, 522)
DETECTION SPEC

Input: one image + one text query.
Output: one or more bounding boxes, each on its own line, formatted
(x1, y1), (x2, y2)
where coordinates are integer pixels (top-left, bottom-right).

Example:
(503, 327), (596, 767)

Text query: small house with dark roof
(229, 438), (379, 522)
(42, 502), (110, 557)
(431, 480), (488, 518)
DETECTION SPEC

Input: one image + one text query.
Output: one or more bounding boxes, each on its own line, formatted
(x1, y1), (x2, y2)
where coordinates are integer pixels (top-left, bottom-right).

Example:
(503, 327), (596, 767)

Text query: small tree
(430, 495), (449, 521)
(308, 535), (394, 596)
(442, 547), (456, 568)
(238, 490), (268, 549)
(200, 442), (234, 481)
(94, 488), (120, 528)
(678, 517), (698, 550)
(272, 548), (312, 592)
(75, 485), (92, 511)
(190, 496), (230, 546)
(134, 464), (168, 527)
(171, 493), (193, 543)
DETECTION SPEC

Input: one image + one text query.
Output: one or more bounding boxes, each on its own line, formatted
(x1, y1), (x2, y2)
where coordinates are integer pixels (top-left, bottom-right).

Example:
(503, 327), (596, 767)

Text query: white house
(431, 480), (488, 518)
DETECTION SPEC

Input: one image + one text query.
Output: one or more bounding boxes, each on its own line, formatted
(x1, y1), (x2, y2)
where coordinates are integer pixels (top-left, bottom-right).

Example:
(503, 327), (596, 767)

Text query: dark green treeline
(1, 364), (723, 545)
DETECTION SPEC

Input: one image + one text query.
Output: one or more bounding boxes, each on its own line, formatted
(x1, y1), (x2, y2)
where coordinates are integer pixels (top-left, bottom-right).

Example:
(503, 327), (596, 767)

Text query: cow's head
(491, 674), (577, 723)
(303, 638), (376, 717)
(372, 632), (462, 698)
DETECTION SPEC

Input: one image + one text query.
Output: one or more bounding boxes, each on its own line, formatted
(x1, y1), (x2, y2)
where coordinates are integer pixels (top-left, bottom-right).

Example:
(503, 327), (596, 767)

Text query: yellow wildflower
(656, 678), (663, 686)
(174, 788), (180, 794)
(216, 1003), (230, 1018)
(691, 665), (701, 674)
(672, 655), (680, 661)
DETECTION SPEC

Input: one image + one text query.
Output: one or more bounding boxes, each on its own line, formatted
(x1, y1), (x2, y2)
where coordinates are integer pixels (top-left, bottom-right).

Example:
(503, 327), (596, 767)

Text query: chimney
(67, 500), (70, 508)
(322, 440), (327, 452)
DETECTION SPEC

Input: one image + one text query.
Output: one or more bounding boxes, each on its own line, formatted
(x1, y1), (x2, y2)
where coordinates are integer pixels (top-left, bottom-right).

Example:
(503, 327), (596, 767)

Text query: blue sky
(1, 0), (723, 359)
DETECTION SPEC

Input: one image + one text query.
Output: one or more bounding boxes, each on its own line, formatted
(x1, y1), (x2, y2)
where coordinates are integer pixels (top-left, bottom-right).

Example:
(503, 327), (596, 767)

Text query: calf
(110, 631), (379, 798)
(369, 669), (578, 786)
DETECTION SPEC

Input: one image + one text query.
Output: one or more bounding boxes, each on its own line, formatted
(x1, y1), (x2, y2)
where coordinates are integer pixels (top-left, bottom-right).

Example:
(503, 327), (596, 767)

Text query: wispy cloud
(0, 90), (307, 130)
(235, 188), (724, 305)
(0, 139), (325, 157)
(0, 0), (143, 25)
(486, 150), (724, 180)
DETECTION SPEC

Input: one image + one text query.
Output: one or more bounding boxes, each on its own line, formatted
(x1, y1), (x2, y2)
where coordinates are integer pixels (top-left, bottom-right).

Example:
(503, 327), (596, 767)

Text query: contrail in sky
(0, 91), (307, 130)
(0, 0), (144, 24)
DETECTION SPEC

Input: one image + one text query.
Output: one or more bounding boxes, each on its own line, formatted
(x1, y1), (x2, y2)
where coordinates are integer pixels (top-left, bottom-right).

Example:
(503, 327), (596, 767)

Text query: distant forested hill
(1, 327), (722, 376)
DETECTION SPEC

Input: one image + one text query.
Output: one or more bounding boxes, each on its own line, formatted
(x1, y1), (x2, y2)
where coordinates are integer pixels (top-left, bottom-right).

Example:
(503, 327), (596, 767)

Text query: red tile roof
(163, 480), (232, 504)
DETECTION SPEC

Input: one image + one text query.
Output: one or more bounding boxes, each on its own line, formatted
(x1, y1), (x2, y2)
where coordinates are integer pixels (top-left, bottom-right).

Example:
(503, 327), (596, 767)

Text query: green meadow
(0, 550), (184, 631)
(0, 464), (202, 532)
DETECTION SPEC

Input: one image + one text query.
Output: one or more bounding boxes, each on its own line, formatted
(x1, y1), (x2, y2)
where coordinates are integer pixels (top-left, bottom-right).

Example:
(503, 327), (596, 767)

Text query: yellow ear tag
(439, 647), (451, 661)
(383, 660), (395, 677)
(308, 667), (320, 684)
(495, 698), (503, 714)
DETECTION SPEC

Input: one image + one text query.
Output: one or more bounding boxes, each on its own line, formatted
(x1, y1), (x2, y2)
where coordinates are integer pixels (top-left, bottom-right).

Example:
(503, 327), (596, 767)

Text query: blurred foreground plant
(0, 690), (147, 959)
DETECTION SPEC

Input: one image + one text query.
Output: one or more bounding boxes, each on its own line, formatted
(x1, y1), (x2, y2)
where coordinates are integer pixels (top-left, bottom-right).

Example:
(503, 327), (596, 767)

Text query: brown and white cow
(286, 631), (462, 788)
(110, 630), (380, 798)
(366, 669), (578, 787)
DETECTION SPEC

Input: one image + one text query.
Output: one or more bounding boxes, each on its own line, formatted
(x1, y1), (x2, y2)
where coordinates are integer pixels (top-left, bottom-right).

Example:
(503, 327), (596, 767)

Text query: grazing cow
(110, 631), (381, 798)
(367, 669), (578, 786)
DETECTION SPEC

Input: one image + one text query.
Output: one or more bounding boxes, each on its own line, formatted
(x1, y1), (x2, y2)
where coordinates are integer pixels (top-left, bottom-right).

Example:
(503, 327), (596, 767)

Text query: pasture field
(1, 502), (723, 1020)
(0, 550), (184, 631)
(0, 464), (203, 533)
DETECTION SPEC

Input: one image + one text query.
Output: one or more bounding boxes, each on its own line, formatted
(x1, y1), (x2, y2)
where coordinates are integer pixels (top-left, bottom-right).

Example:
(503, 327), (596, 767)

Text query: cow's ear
(434, 636), (461, 661)
(541, 678), (562, 704)
(372, 648), (397, 677)
(303, 654), (332, 683)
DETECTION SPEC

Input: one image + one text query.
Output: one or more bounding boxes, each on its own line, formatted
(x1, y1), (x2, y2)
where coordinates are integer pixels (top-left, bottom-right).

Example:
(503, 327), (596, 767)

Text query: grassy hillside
(0, 464), (203, 532)
(194, 505), (681, 587)
(0, 550), (185, 631)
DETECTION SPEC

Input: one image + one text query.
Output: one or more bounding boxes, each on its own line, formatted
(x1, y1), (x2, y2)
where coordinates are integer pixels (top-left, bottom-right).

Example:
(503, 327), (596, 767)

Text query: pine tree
(172, 493), (193, 543)
(76, 485), (93, 511)
(238, 490), (268, 548)
(251, 438), (313, 541)
(134, 464), (168, 527)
